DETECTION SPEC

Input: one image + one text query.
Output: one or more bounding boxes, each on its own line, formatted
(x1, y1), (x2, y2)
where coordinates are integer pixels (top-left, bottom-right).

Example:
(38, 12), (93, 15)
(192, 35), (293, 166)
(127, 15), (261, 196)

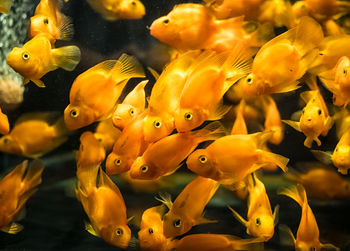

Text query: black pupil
(164, 19), (169, 24)
(344, 69), (347, 74)
(44, 19), (48, 24)
(156, 122), (160, 127)
(186, 114), (191, 119)
(132, 1), (136, 5)
(175, 219), (180, 226)
(256, 218), (261, 225)
(72, 111), (76, 116)
(201, 157), (205, 162)
(116, 159), (120, 164)
(142, 166), (147, 171)
(24, 54), (28, 59)
(247, 78), (251, 83)
(318, 109), (322, 115)
(148, 228), (153, 234)
(117, 230), (121, 235)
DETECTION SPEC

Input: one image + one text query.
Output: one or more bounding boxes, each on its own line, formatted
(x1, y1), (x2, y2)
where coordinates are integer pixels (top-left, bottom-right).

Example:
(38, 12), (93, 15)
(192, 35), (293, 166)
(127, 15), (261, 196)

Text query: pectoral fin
(32, 79), (46, 87)
(273, 205), (280, 226)
(227, 206), (248, 227)
(85, 222), (99, 237)
(278, 224), (295, 247)
(194, 215), (217, 226)
(282, 120), (301, 132)
(0, 222), (23, 234)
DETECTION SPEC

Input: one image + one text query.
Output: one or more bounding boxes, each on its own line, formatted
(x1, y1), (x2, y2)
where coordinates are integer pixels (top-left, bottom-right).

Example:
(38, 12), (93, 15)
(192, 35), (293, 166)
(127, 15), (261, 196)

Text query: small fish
(76, 131), (106, 167)
(29, 0), (74, 44)
(174, 46), (252, 132)
(285, 163), (350, 200)
(239, 16), (323, 97)
(86, 0), (145, 21)
(165, 234), (263, 251)
(0, 108), (10, 135)
(278, 184), (339, 251)
(0, 0), (12, 14)
(129, 122), (225, 180)
(283, 88), (333, 148)
(0, 160), (44, 234)
(76, 166), (131, 249)
(93, 118), (122, 152)
(157, 176), (219, 238)
(261, 96), (284, 145)
(312, 127), (350, 175)
(186, 132), (288, 184)
(0, 112), (69, 158)
(6, 33), (81, 88)
(112, 80), (148, 130)
(228, 173), (279, 242)
(138, 205), (168, 251)
(64, 54), (145, 130)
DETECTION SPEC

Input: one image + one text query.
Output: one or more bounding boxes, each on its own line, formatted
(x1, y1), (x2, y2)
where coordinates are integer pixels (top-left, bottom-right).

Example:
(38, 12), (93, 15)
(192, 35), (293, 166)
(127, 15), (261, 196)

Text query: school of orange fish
(1, 0), (350, 250)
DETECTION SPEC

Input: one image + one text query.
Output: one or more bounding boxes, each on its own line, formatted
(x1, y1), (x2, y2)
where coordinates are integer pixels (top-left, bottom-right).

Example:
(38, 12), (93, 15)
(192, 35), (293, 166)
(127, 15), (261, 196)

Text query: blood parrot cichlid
(93, 118), (122, 152)
(64, 54), (145, 130)
(76, 131), (106, 167)
(0, 160), (44, 234)
(6, 33), (81, 88)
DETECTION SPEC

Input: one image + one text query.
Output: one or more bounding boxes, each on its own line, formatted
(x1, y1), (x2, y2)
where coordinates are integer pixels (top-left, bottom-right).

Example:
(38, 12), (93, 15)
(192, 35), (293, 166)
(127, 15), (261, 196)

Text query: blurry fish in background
(86, 0), (145, 21)
(0, 107), (10, 135)
(29, 0), (74, 44)
(6, 33), (81, 88)
(0, 112), (69, 158)
(76, 131), (105, 167)
(93, 118), (122, 152)
(0, 160), (44, 234)
(0, 0), (12, 14)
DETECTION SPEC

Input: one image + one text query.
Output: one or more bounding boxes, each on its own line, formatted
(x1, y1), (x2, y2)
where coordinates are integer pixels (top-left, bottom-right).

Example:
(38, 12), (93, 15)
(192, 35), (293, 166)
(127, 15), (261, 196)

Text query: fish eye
(310, 247), (316, 251)
(302, 109), (305, 115)
(198, 155), (207, 164)
(344, 69), (347, 75)
(140, 165), (148, 173)
(256, 217), (261, 226)
(148, 228), (153, 234)
(43, 18), (49, 24)
(3, 138), (10, 144)
(335, 148), (338, 152)
(131, 1), (136, 5)
(246, 74), (253, 84)
(319, 52), (324, 56)
(153, 120), (162, 128)
(114, 158), (121, 166)
(184, 112), (193, 121)
(173, 219), (181, 228)
(333, 96), (337, 102)
(96, 137), (103, 142)
(318, 109), (322, 115)
(22, 53), (30, 61)
(116, 228), (123, 236)
(129, 108), (135, 116)
(70, 109), (79, 118)
(163, 18), (169, 25)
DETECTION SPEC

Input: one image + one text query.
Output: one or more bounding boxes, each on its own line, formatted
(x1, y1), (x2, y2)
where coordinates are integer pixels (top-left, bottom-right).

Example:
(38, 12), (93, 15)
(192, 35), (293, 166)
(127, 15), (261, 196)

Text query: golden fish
(76, 131), (106, 167)
(0, 108), (10, 135)
(93, 118), (122, 152)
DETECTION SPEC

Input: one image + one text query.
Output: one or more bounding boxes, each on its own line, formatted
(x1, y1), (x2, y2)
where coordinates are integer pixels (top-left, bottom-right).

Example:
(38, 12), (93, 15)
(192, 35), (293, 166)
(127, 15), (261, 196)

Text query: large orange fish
(76, 131), (106, 167)
(278, 184), (339, 251)
(0, 108), (10, 135)
(6, 33), (81, 88)
(186, 132), (289, 184)
(138, 205), (168, 251)
(64, 54), (145, 130)
(174, 47), (252, 132)
(0, 113), (69, 158)
(129, 122), (225, 180)
(238, 16), (323, 97)
(29, 0), (73, 44)
(0, 160), (44, 234)
(228, 173), (279, 242)
(157, 176), (219, 238)
(112, 80), (148, 130)
(93, 118), (122, 152)
(76, 166), (131, 249)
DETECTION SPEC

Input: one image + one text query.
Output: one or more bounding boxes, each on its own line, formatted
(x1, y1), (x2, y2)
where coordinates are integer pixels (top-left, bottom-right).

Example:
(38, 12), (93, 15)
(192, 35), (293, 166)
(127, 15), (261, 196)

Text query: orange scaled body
(76, 131), (106, 167)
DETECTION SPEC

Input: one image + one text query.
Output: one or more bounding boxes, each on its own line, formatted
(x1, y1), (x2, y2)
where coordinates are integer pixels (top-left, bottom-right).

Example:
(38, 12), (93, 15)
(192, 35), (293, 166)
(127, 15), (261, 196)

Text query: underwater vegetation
(1, 0), (350, 250)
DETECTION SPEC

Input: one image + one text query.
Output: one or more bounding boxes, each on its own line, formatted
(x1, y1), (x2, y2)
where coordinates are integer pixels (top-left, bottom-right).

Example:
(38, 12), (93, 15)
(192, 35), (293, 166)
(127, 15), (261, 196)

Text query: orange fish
(285, 163), (350, 200)
(112, 80), (148, 130)
(106, 113), (148, 175)
(165, 234), (263, 251)
(283, 89), (332, 148)
(6, 33), (81, 88)
(257, 0), (296, 28)
(186, 132), (288, 184)
(262, 96), (284, 145)
(129, 122), (225, 180)
(278, 184), (339, 251)
(93, 118), (122, 152)
(64, 54), (145, 130)
(29, 0), (73, 44)
(230, 100), (248, 135)
(157, 176), (219, 238)
(174, 47), (252, 132)
(0, 160), (44, 234)
(228, 173), (279, 242)
(76, 166), (131, 249)
(138, 205), (168, 251)
(238, 16), (323, 97)
(86, 0), (145, 21)
(0, 108), (10, 135)
(312, 127), (350, 175)
(0, 113), (69, 158)
(0, 0), (12, 14)
(76, 131), (106, 167)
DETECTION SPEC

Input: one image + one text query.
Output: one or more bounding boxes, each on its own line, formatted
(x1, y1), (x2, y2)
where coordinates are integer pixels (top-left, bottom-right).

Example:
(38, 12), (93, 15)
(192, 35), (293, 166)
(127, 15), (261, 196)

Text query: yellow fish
(76, 131), (106, 167)
(93, 118), (122, 152)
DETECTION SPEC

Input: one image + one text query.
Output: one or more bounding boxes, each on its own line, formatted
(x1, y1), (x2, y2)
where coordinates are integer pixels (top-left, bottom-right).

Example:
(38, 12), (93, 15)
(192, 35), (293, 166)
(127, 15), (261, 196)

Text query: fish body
(76, 131), (106, 167)
(0, 108), (10, 135)
(93, 118), (122, 152)
(262, 96), (283, 145)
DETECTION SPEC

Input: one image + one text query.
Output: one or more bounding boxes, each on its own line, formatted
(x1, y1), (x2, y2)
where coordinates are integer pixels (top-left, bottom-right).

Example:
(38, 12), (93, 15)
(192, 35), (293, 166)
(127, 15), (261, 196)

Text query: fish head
(163, 212), (190, 238)
(335, 57), (350, 93)
(299, 105), (324, 133)
(129, 156), (158, 180)
(186, 149), (217, 178)
(241, 73), (263, 97)
(292, 1), (308, 19)
(118, 0), (145, 19)
(332, 144), (350, 169)
(100, 224), (131, 249)
(6, 47), (39, 78)
(248, 214), (275, 242)
(77, 132), (105, 167)
(0, 135), (22, 155)
(94, 132), (113, 152)
(150, 15), (180, 47)
(64, 104), (96, 130)
(29, 15), (56, 41)
(174, 107), (206, 132)
(112, 104), (137, 130)
(106, 152), (131, 175)
(143, 115), (173, 143)
(138, 227), (166, 251)
(332, 94), (346, 107)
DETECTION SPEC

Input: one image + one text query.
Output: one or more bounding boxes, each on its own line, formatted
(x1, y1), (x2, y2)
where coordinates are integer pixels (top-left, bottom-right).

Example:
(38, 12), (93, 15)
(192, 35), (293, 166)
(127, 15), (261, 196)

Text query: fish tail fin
(279, 224), (296, 247)
(231, 99), (248, 135)
(192, 121), (227, 142)
(155, 192), (173, 209)
(111, 54), (145, 84)
(320, 243), (340, 251)
(52, 45), (81, 71)
(228, 237), (264, 251)
(57, 14), (74, 40)
(278, 184), (306, 207)
(0, 0), (12, 14)
(311, 150), (333, 165)
(248, 22), (275, 48)
(258, 150), (289, 172)
(284, 168), (302, 184)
